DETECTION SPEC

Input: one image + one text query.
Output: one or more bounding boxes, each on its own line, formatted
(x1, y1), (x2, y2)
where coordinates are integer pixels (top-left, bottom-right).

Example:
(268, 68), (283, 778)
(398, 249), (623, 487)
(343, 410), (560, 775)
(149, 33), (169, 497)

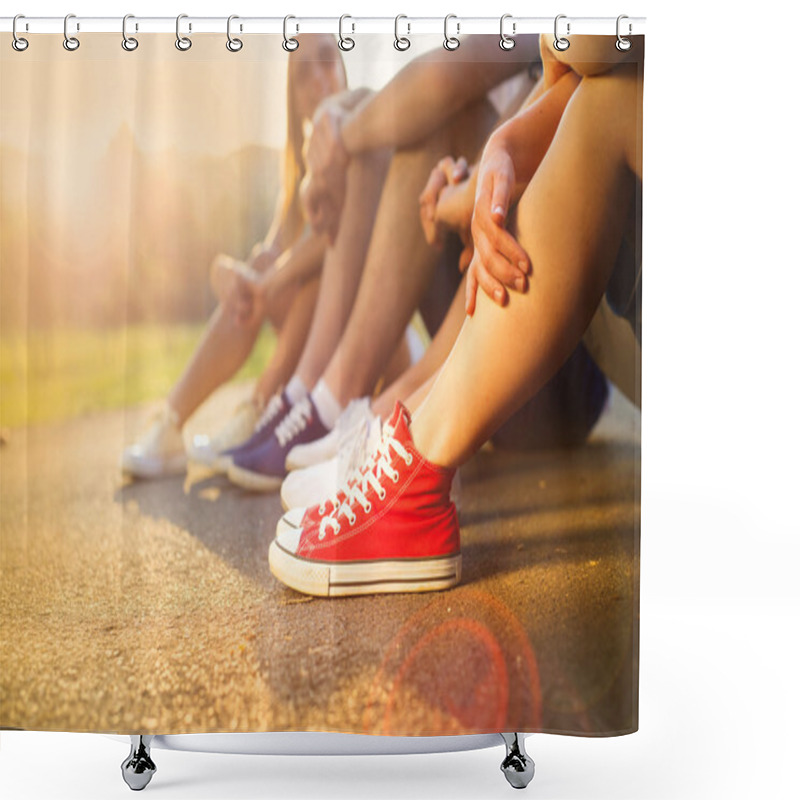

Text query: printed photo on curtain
(0, 27), (643, 740)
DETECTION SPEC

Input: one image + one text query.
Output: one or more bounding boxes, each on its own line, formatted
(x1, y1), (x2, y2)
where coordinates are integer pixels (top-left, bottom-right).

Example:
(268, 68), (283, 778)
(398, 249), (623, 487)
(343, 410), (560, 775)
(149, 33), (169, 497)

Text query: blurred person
(121, 35), (346, 479)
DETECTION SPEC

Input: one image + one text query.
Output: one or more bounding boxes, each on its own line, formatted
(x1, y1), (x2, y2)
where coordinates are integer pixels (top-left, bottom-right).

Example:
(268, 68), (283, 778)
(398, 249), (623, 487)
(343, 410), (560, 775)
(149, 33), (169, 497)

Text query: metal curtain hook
(338, 14), (355, 51)
(283, 15), (299, 52)
(499, 14), (515, 50)
(443, 14), (460, 51)
(122, 14), (138, 51)
(616, 14), (632, 51)
(553, 14), (570, 51)
(227, 14), (243, 51)
(394, 14), (410, 51)
(12, 14), (29, 51)
(175, 14), (192, 51)
(63, 13), (80, 51)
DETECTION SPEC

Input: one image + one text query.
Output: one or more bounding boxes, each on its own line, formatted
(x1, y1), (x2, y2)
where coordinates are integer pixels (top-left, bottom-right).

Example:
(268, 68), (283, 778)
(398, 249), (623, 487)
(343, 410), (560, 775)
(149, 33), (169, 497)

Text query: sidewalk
(0, 384), (640, 736)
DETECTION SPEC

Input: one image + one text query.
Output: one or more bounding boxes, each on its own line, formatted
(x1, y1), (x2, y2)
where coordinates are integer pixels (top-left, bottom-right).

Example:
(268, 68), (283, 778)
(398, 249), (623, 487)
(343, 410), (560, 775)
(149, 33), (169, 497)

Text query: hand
(303, 102), (350, 241)
(419, 156), (470, 248)
(465, 141), (531, 316)
(248, 240), (280, 273)
(223, 265), (287, 328)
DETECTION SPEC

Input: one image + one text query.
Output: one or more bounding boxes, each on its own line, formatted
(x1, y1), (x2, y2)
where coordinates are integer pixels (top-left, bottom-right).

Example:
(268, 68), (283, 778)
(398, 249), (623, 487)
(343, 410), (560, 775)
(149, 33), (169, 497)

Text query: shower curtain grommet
(226, 15), (243, 52)
(443, 14), (460, 51)
(121, 15), (139, 52)
(282, 15), (299, 52)
(338, 15), (355, 51)
(616, 15), (632, 51)
(394, 15), (411, 51)
(499, 14), (516, 51)
(12, 15), (29, 51)
(553, 14), (571, 51)
(175, 14), (192, 51)
(63, 14), (80, 51)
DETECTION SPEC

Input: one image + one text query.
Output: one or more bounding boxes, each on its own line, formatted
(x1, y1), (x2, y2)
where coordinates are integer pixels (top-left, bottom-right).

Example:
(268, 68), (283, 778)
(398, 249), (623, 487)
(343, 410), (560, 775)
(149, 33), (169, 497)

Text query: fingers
(419, 166), (449, 246)
(440, 155), (469, 184)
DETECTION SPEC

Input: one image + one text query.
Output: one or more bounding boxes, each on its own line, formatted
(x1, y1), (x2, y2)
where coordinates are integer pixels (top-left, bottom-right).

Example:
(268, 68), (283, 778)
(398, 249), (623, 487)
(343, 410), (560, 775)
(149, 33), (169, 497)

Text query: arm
(340, 35), (539, 154)
(228, 231), (326, 327)
(541, 33), (641, 77)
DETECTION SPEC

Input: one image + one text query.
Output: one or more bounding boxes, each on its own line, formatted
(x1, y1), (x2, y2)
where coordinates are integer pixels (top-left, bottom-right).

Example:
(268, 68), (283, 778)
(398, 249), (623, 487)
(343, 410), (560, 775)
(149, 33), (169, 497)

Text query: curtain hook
(443, 14), (460, 51)
(283, 15), (299, 52)
(63, 13), (80, 51)
(12, 14), (29, 51)
(122, 14), (138, 51)
(394, 14), (410, 51)
(175, 14), (192, 51)
(338, 15), (355, 51)
(227, 14), (243, 52)
(499, 14), (515, 51)
(616, 15), (632, 51)
(553, 14), (570, 51)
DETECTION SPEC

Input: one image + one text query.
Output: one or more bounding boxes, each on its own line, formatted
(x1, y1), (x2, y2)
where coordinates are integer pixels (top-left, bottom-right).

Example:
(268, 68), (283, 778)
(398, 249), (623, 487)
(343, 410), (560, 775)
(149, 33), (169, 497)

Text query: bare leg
(321, 99), (497, 407)
(167, 302), (263, 426)
(373, 276), (466, 419)
(252, 277), (320, 408)
(410, 67), (642, 467)
(293, 149), (391, 390)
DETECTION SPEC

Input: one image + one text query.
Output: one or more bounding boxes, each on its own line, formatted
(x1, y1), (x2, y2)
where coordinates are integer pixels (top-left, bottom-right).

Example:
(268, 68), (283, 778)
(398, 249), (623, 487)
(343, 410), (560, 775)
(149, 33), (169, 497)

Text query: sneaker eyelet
(346, 512), (356, 525)
(363, 501), (372, 513)
(377, 488), (386, 500)
(404, 454), (413, 466)
(391, 470), (400, 483)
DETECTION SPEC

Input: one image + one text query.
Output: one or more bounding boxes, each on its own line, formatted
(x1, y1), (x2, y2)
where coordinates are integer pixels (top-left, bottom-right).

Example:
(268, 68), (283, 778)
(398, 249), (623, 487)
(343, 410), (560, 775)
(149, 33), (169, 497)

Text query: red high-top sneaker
(269, 403), (460, 597)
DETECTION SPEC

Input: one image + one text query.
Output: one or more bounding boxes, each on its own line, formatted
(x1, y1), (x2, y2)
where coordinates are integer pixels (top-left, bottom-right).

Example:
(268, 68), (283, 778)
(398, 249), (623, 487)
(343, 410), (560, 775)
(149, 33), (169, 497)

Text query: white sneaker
(281, 410), (382, 511)
(121, 404), (186, 479)
(285, 397), (376, 472)
(187, 399), (258, 473)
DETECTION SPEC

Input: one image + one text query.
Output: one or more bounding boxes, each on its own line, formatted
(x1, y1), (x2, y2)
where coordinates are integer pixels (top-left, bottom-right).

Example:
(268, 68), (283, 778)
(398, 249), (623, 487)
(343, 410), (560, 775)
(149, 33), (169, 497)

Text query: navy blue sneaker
(227, 396), (329, 492)
(217, 391), (290, 471)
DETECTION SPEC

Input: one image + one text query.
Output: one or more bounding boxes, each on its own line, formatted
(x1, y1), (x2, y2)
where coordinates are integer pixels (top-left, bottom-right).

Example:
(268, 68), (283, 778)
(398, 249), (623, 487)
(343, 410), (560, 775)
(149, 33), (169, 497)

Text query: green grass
(0, 323), (277, 429)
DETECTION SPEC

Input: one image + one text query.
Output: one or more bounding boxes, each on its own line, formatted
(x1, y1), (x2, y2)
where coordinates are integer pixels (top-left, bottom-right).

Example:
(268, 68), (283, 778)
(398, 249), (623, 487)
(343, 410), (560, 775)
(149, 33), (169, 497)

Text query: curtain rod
(1, 16), (646, 36)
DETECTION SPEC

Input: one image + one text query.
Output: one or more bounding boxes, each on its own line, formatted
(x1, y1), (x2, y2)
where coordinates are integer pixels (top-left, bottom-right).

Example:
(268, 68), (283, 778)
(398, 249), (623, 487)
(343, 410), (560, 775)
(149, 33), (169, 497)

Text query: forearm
(488, 69), (581, 200)
(542, 34), (640, 77)
(273, 231), (326, 288)
(341, 35), (539, 154)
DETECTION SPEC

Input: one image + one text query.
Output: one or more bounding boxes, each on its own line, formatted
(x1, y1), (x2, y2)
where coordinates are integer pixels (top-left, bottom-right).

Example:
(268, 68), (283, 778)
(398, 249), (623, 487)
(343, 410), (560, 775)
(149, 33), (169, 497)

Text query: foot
(286, 396), (376, 471)
(187, 398), (258, 472)
(218, 390), (290, 465)
(228, 396), (329, 492)
(121, 404), (186, 479)
(281, 403), (382, 510)
(269, 402), (460, 597)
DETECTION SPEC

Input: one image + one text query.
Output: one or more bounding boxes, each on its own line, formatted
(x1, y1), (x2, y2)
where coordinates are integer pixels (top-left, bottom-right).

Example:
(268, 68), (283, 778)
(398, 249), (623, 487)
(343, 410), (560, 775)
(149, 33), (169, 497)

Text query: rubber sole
(227, 463), (283, 492)
(120, 453), (186, 479)
(269, 539), (461, 597)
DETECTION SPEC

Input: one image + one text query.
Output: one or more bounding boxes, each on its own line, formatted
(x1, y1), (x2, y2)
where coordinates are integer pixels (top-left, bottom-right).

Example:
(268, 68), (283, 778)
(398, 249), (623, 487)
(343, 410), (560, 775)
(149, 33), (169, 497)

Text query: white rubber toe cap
(275, 507), (306, 554)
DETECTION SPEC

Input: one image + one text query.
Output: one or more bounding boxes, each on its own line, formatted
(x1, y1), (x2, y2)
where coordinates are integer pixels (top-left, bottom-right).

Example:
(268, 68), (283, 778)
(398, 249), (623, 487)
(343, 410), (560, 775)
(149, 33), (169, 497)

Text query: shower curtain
(0, 25), (643, 739)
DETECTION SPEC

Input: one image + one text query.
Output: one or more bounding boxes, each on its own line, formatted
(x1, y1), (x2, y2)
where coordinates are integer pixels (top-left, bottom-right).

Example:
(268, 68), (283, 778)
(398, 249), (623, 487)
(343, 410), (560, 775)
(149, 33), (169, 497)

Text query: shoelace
(275, 397), (313, 447)
(316, 416), (385, 517)
(318, 434), (412, 541)
(254, 393), (284, 433)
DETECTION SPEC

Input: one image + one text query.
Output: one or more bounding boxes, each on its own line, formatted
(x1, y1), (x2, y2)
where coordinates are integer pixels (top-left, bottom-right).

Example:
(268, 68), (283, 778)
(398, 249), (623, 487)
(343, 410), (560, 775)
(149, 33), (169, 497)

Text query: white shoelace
(318, 434), (412, 541)
(254, 393), (285, 433)
(275, 396), (313, 447)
